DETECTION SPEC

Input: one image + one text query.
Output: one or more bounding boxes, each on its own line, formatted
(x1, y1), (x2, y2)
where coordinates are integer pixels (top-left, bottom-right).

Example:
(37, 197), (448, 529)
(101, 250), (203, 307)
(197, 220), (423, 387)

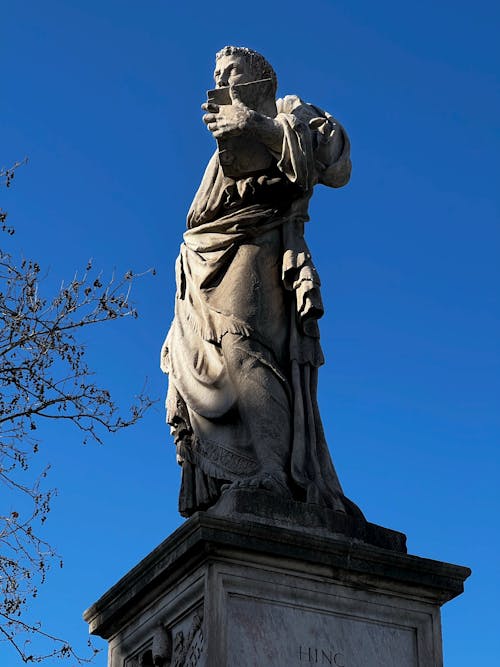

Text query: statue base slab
(209, 488), (407, 552)
(84, 496), (470, 667)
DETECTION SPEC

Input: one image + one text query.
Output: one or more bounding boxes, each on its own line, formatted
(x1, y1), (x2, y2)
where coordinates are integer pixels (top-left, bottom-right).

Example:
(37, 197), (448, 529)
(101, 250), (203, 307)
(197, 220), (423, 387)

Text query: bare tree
(0, 161), (154, 662)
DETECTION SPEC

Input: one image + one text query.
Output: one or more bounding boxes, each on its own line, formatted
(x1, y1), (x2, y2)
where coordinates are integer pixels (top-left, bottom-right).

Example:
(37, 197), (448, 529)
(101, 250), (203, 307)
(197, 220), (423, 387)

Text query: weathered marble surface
(83, 511), (470, 667)
(160, 46), (359, 519)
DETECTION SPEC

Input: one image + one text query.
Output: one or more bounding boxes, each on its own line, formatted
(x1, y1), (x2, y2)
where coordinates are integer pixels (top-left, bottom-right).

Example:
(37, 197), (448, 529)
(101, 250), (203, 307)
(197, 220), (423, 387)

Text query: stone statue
(161, 46), (362, 520)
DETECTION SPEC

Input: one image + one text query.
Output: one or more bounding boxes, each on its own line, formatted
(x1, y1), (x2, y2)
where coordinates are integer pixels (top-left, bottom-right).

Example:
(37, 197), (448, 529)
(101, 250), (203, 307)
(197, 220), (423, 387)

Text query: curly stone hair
(215, 46), (278, 94)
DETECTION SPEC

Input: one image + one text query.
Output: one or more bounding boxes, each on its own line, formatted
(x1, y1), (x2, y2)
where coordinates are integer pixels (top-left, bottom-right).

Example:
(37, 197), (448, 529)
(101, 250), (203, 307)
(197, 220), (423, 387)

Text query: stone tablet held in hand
(207, 78), (275, 178)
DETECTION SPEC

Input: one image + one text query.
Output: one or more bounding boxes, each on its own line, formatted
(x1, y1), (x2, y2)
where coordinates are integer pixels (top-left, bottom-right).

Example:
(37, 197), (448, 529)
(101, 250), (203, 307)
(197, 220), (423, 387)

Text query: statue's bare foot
(222, 471), (291, 497)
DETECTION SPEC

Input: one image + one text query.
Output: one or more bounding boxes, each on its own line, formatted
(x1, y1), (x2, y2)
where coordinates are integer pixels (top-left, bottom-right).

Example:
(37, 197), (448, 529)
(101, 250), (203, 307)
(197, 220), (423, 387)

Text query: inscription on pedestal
(227, 594), (420, 667)
(299, 645), (346, 665)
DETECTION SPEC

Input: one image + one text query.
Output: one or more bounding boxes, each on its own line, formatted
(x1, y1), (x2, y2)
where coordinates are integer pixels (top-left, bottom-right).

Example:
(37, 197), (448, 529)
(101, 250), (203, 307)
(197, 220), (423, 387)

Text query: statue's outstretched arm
(278, 95), (352, 189)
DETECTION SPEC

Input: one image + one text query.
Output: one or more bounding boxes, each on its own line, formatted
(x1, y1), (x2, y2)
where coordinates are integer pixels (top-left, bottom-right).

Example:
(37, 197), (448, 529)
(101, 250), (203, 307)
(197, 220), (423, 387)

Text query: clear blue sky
(2, 0), (499, 664)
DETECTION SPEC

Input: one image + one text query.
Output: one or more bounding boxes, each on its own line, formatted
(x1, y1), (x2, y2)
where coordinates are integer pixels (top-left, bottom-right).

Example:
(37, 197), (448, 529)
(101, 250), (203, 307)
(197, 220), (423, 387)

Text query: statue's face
(214, 54), (256, 88)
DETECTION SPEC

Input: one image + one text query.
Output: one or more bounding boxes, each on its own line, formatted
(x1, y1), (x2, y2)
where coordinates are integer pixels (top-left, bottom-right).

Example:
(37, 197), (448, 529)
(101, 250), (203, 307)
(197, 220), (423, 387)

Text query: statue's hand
(309, 114), (342, 167)
(202, 86), (255, 139)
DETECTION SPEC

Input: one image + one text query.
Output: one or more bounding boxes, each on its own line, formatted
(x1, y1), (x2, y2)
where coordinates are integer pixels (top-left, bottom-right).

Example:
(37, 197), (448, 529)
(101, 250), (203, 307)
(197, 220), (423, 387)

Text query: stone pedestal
(84, 490), (470, 667)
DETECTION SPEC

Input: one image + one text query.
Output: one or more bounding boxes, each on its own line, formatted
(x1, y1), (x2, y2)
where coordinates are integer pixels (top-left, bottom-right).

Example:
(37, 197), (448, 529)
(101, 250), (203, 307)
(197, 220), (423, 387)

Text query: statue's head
(214, 46), (277, 95)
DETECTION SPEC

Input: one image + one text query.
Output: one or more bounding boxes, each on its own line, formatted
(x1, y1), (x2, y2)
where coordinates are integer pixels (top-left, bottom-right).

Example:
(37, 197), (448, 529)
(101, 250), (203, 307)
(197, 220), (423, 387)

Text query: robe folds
(161, 95), (361, 517)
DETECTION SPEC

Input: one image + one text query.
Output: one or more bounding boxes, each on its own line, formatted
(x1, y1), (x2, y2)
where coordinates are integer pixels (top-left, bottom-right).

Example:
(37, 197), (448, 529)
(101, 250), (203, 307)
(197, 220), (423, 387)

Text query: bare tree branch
(1, 161), (156, 662)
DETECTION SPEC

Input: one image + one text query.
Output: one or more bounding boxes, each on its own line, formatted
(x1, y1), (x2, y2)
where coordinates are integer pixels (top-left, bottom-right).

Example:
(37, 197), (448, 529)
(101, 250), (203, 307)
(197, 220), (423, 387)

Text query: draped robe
(161, 94), (361, 517)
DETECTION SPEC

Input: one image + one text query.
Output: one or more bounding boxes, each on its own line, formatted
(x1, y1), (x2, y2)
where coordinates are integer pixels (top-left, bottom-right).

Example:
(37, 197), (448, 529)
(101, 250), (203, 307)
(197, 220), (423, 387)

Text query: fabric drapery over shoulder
(161, 95), (362, 519)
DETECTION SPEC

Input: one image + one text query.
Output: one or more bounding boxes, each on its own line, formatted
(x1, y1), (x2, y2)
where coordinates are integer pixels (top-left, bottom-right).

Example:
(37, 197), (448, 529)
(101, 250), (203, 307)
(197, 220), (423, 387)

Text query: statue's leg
(220, 333), (291, 494)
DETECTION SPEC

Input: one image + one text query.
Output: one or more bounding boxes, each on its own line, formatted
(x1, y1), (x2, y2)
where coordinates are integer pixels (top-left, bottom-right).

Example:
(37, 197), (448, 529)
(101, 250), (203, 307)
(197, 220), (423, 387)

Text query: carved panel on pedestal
(172, 610), (204, 667)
